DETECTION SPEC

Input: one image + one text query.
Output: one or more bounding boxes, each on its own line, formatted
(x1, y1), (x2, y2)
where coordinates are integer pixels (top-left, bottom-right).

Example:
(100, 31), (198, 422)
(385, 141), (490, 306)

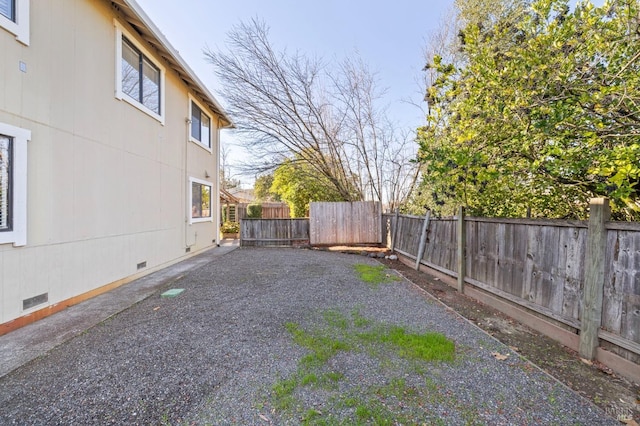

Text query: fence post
(457, 206), (466, 293)
(415, 209), (431, 271)
(391, 208), (399, 252)
(579, 197), (610, 360)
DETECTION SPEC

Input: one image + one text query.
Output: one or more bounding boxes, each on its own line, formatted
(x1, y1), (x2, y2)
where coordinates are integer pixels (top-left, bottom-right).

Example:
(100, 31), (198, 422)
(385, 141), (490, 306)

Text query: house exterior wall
(0, 0), (223, 327)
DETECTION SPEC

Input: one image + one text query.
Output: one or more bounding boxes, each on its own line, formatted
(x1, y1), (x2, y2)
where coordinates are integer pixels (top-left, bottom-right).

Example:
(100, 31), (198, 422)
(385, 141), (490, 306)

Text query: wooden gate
(309, 201), (381, 245)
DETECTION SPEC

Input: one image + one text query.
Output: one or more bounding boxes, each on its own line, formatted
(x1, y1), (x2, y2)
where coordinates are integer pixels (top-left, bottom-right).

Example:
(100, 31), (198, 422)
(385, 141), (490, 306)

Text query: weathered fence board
(602, 229), (640, 363)
(240, 219), (309, 247)
(310, 202), (381, 245)
(422, 219), (457, 273)
(237, 203), (291, 220)
(388, 209), (640, 371)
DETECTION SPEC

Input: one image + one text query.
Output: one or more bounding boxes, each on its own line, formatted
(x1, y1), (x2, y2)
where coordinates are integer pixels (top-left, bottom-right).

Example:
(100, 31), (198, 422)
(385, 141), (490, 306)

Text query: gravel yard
(0, 248), (617, 425)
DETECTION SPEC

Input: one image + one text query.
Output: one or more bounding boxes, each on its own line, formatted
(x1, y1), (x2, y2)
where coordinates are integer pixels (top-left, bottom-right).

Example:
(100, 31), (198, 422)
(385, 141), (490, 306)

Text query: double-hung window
(190, 178), (213, 223)
(0, 135), (12, 232)
(190, 99), (212, 150)
(0, 123), (30, 246)
(121, 37), (161, 115)
(0, 0), (29, 45)
(115, 21), (164, 122)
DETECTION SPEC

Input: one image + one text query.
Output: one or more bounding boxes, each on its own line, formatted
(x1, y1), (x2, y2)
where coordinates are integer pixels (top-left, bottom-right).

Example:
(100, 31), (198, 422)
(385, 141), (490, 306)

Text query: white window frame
(0, 0), (29, 45)
(114, 20), (165, 124)
(0, 122), (30, 246)
(189, 177), (213, 224)
(188, 95), (213, 152)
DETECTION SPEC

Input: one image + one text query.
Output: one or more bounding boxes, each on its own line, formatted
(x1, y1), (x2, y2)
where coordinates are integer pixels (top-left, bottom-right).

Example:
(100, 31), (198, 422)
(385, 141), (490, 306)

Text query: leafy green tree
(418, 0), (640, 220)
(271, 157), (348, 217)
(254, 173), (280, 202)
(246, 203), (263, 218)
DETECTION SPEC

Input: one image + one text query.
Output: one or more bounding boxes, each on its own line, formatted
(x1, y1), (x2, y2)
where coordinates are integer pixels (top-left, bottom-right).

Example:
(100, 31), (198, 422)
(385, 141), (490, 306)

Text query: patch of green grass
(271, 309), (456, 424)
(350, 307), (372, 328)
(357, 325), (455, 362)
(302, 408), (323, 423)
(353, 264), (401, 288)
(286, 322), (351, 364)
(323, 309), (349, 330)
(301, 373), (318, 386)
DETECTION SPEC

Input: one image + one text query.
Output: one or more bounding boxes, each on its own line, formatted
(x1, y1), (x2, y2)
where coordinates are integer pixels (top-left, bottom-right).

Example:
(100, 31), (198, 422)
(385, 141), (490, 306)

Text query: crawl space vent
(23, 293), (48, 310)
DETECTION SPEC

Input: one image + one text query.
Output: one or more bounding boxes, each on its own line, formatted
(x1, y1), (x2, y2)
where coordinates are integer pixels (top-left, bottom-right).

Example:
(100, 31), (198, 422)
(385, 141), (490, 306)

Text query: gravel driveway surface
(0, 248), (616, 425)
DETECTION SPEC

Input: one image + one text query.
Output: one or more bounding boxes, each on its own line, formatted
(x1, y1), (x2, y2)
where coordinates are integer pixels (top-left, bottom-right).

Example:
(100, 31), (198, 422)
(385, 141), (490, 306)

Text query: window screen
(121, 37), (161, 115)
(0, 135), (12, 231)
(191, 102), (211, 147)
(0, 0), (14, 21)
(191, 182), (212, 219)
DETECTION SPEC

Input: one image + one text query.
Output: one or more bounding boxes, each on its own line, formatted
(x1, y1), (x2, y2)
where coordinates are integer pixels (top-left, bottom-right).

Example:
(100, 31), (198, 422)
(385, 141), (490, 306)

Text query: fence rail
(384, 200), (640, 383)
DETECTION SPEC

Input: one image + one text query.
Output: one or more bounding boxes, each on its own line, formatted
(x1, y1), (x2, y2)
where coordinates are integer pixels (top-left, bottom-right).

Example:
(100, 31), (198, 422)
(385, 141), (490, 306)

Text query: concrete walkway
(0, 240), (239, 378)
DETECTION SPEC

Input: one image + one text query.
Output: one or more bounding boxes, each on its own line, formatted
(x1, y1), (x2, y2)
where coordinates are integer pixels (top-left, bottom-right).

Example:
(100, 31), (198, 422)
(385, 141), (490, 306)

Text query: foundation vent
(23, 293), (48, 310)
(137, 261), (147, 270)
(185, 247), (191, 253)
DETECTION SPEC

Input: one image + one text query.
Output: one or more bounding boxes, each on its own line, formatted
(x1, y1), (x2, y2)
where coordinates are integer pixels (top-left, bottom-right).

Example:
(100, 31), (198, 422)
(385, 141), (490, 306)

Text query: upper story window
(114, 21), (165, 123)
(122, 37), (161, 115)
(0, 0), (29, 45)
(0, 122), (30, 247)
(190, 99), (211, 150)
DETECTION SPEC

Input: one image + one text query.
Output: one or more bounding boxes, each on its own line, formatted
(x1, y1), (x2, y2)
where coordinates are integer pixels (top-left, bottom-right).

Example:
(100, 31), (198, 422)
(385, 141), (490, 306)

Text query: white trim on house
(188, 94), (213, 153)
(0, 122), (30, 247)
(0, 0), (29, 45)
(114, 19), (166, 125)
(189, 176), (214, 224)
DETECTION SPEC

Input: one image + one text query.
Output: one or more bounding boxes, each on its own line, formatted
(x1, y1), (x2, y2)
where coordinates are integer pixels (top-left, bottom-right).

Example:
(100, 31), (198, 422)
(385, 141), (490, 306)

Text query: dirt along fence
(384, 199), (640, 384)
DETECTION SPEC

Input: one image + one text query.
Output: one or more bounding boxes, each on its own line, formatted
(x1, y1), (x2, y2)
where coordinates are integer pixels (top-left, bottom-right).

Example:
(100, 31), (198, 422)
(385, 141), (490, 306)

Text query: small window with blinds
(0, 0), (14, 22)
(0, 135), (12, 232)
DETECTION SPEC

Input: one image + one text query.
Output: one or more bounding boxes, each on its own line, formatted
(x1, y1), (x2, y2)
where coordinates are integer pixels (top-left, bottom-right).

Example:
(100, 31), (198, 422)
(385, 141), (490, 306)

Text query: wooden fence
(310, 201), (381, 245)
(236, 203), (291, 220)
(240, 218), (309, 247)
(384, 199), (640, 383)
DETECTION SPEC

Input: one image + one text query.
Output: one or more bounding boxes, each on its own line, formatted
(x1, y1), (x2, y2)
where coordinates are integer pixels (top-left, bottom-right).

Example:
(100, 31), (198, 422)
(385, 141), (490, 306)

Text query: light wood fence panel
(310, 202), (381, 245)
(237, 203), (291, 220)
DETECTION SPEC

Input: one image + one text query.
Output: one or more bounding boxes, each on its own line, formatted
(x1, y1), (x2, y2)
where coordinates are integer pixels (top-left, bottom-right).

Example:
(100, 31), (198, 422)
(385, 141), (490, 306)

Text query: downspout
(184, 117), (196, 250)
(214, 118), (221, 246)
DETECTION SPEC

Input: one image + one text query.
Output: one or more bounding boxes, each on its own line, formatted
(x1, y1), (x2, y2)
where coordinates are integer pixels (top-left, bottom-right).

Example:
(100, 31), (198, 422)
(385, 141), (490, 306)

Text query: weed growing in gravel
(353, 264), (401, 288)
(270, 308), (457, 424)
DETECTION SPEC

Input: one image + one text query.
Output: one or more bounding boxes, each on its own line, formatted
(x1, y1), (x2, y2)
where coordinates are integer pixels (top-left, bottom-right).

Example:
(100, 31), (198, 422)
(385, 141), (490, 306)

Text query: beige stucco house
(0, 0), (233, 333)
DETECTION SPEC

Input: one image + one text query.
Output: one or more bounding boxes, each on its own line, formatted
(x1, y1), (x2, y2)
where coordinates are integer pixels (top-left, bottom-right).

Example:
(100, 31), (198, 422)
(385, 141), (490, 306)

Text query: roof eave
(109, 0), (234, 128)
